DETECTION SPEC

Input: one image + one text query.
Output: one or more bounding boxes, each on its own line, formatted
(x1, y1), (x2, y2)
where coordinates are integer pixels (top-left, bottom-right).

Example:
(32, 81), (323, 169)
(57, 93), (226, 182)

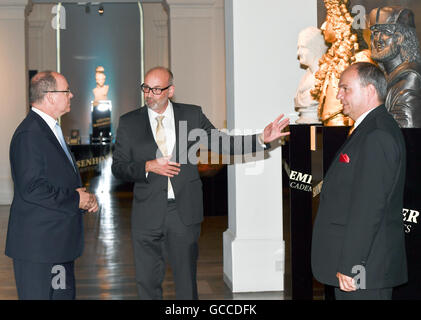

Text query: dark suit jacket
(112, 102), (263, 230)
(311, 105), (408, 289)
(5, 110), (83, 264)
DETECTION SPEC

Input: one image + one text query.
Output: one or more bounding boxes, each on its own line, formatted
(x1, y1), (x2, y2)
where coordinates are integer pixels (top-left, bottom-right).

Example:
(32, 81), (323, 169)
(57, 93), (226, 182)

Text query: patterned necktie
(54, 122), (75, 170)
(156, 116), (174, 197)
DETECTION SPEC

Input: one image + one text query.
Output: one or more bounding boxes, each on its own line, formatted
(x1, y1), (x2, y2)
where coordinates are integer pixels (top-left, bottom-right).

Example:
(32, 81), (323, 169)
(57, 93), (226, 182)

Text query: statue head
(95, 66), (106, 87)
(297, 27), (328, 69)
(321, 20), (336, 44)
(369, 7), (421, 64)
(95, 72), (106, 87)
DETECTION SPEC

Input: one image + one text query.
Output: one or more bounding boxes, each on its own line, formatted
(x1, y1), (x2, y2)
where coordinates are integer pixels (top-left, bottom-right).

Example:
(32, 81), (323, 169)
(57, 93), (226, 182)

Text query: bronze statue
(369, 6), (421, 128)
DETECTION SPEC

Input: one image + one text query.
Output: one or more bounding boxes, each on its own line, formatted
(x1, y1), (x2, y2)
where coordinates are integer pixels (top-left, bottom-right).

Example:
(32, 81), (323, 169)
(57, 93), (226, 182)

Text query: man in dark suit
(5, 71), (98, 299)
(311, 62), (407, 300)
(112, 66), (290, 299)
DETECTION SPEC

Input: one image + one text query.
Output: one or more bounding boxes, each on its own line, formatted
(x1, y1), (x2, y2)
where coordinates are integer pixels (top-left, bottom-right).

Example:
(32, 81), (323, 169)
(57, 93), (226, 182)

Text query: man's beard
(146, 100), (158, 110)
(371, 43), (400, 63)
(146, 98), (165, 111)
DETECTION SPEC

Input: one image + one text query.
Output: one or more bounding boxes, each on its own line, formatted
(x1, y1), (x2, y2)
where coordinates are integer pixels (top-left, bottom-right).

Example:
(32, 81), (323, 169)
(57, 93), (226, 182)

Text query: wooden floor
(0, 161), (286, 300)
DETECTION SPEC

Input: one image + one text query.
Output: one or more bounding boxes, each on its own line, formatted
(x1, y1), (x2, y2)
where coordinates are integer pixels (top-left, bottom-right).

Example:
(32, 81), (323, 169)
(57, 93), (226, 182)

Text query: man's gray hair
(353, 62), (388, 102)
(29, 71), (57, 104)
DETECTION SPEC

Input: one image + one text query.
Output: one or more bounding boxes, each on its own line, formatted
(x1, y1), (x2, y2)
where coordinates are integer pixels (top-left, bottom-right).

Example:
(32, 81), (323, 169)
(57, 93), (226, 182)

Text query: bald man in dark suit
(5, 71), (98, 299)
(311, 62), (407, 300)
(112, 66), (290, 299)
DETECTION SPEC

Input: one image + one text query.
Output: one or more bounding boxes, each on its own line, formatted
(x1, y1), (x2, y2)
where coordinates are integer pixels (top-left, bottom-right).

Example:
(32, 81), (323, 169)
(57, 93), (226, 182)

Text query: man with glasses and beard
(112, 66), (290, 300)
(369, 6), (421, 128)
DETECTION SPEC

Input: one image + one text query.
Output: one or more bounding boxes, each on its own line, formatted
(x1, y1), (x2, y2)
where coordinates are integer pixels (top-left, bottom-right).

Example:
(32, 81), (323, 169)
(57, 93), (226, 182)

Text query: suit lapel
(30, 111), (79, 176)
(141, 106), (154, 142)
(140, 106), (162, 159)
(172, 102), (181, 163)
(323, 105), (386, 182)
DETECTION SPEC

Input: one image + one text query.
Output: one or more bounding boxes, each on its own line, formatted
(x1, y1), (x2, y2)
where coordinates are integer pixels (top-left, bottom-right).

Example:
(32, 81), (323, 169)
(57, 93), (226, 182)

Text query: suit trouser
(334, 287), (393, 300)
(13, 259), (75, 300)
(131, 201), (201, 300)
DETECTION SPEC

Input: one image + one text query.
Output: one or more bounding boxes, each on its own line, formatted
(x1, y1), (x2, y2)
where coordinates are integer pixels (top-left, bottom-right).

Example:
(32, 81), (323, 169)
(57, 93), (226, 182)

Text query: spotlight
(98, 5), (104, 15)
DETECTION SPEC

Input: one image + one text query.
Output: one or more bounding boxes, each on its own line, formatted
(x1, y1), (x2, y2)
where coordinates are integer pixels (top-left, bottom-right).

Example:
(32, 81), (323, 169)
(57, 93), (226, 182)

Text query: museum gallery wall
(59, 3), (141, 142)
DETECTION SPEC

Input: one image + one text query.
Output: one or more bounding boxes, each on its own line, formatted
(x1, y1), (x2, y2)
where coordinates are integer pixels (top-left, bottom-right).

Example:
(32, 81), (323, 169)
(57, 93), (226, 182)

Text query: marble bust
(295, 27), (327, 124)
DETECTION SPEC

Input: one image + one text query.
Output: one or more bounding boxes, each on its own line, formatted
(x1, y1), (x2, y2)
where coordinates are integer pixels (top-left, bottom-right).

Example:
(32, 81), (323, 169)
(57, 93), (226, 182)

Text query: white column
(27, 3), (57, 72)
(0, 0), (29, 204)
(143, 2), (169, 72)
(165, 0), (226, 129)
(224, 0), (317, 292)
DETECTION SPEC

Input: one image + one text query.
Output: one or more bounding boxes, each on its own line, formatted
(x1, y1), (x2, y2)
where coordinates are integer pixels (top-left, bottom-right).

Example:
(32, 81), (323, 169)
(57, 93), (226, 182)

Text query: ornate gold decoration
(311, 0), (359, 126)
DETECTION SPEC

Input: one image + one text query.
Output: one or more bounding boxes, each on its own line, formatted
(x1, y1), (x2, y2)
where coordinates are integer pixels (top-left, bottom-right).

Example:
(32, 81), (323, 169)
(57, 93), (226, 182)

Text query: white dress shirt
(353, 107), (377, 130)
(147, 101), (176, 199)
(32, 107), (62, 143)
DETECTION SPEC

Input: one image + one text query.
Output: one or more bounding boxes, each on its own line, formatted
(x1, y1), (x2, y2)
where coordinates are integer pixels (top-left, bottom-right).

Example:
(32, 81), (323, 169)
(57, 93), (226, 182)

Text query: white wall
(27, 3), (57, 72)
(224, 0), (318, 292)
(143, 2), (169, 72)
(0, 0), (29, 204)
(166, 0), (226, 129)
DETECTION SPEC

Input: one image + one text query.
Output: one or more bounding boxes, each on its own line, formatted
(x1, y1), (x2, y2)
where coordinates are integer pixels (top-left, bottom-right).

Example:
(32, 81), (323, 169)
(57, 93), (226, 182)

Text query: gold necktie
(348, 124), (355, 137)
(156, 116), (174, 197)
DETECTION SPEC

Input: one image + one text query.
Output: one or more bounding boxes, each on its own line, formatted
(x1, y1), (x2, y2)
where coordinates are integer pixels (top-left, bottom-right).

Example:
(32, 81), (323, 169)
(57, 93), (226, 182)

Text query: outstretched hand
(262, 114), (290, 144)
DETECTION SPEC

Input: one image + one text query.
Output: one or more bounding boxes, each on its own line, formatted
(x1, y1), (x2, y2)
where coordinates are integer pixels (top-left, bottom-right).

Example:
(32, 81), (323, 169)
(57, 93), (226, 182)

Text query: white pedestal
(296, 106), (321, 124)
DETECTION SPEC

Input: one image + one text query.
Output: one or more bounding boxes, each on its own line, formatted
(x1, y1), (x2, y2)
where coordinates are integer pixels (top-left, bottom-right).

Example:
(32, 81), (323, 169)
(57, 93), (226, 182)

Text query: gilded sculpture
(311, 0), (371, 126)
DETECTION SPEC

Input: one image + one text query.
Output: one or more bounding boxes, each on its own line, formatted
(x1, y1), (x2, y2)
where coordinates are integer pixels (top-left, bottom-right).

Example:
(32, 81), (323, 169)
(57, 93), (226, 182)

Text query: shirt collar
(353, 107), (376, 129)
(32, 107), (58, 131)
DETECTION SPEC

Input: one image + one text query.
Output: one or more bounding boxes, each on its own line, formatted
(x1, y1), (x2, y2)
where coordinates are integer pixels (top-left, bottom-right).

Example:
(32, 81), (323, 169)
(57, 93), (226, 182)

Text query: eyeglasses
(43, 90), (72, 95)
(140, 84), (171, 95)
